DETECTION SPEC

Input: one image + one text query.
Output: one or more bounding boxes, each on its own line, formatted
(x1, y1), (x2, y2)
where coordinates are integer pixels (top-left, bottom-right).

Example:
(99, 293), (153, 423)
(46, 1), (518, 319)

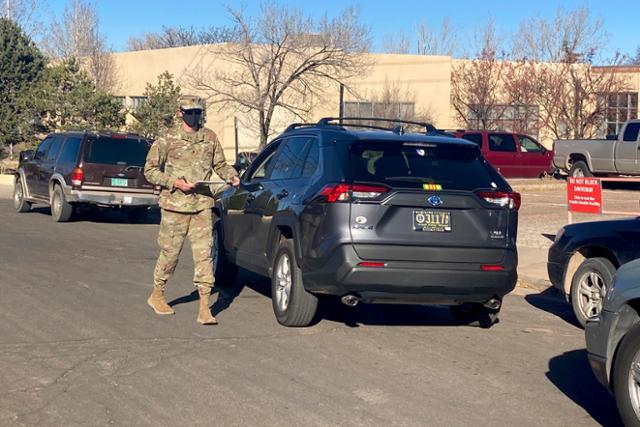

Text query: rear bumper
(302, 244), (517, 304)
(67, 190), (158, 207)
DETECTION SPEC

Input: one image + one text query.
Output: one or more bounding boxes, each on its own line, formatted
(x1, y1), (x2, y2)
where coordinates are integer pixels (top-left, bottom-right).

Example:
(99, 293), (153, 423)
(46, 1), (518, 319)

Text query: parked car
(553, 119), (640, 177)
(453, 130), (554, 178)
(14, 131), (158, 222)
(586, 258), (640, 426)
(547, 218), (640, 327)
(213, 117), (520, 327)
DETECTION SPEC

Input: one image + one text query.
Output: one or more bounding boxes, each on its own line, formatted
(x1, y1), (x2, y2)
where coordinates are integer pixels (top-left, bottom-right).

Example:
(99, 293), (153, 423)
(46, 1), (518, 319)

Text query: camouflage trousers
(153, 208), (214, 290)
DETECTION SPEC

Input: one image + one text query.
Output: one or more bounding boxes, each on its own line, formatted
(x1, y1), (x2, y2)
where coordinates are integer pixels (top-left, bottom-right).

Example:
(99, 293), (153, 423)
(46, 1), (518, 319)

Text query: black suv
(14, 131), (158, 222)
(213, 118), (520, 327)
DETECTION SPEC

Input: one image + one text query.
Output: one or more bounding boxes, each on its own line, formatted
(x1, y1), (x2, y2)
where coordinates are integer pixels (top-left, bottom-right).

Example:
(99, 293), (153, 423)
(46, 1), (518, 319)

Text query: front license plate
(413, 210), (451, 232)
(111, 178), (128, 187)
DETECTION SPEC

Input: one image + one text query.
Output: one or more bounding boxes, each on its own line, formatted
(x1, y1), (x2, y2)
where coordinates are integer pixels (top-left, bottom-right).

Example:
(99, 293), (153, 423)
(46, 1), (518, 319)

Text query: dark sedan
(547, 218), (640, 327)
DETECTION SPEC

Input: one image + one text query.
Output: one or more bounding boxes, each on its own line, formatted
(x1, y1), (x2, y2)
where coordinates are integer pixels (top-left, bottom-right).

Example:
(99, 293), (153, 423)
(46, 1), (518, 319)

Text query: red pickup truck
(453, 131), (554, 179)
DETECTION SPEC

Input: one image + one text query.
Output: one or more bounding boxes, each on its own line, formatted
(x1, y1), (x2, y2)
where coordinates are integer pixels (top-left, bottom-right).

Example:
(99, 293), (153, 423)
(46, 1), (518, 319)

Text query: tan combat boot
(197, 286), (218, 325)
(147, 287), (175, 315)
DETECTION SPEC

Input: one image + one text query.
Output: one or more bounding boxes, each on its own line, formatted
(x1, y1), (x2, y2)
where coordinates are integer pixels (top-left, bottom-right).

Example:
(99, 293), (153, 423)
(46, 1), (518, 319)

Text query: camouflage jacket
(144, 125), (237, 213)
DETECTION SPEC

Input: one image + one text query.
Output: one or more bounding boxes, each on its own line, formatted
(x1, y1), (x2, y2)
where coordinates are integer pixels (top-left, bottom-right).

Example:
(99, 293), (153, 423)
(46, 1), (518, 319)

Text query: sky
(42, 0), (640, 58)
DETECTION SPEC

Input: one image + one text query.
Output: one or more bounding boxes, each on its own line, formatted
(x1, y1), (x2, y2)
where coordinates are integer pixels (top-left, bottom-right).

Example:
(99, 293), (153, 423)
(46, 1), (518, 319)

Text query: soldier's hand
(230, 176), (240, 187)
(173, 178), (195, 192)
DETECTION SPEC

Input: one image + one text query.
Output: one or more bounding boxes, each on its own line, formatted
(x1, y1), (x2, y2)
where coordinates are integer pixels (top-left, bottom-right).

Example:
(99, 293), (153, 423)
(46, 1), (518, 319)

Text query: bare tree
(512, 6), (607, 63)
(512, 6), (629, 139)
(451, 19), (506, 130)
(0, 0), (45, 37)
(43, 0), (117, 92)
(416, 18), (457, 56)
(626, 46), (640, 65)
(382, 31), (411, 54)
(368, 78), (434, 126)
(127, 25), (239, 51)
(187, 4), (371, 147)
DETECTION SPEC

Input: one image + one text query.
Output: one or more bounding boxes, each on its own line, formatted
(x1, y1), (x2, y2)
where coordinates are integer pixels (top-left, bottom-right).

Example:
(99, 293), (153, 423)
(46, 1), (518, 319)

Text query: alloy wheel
(628, 352), (640, 420)
(275, 253), (292, 312)
(572, 168), (585, 178)
(13, 182), (23, 209)
(576, 271), (606, 318)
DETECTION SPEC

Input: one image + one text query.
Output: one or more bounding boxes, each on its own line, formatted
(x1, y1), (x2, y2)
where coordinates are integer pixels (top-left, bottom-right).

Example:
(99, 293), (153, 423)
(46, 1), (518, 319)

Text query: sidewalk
(0, 175), (12, 199)
(517, 246), (551, 291)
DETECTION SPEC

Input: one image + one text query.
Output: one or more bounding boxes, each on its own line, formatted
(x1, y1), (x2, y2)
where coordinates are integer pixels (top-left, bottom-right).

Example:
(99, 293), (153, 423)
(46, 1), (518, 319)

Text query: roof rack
(283, 123), (317, 133)
(317, 117), (437, 134)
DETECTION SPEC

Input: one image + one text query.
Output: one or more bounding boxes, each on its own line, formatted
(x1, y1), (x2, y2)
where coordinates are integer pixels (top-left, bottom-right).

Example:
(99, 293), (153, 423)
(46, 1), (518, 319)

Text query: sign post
(567, 177), (602, 223)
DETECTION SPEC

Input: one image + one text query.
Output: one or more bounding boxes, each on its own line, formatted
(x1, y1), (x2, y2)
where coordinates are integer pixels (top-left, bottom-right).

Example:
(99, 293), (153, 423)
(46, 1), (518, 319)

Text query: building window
(467, 104), (539, 136)
(601, 92), (638, 136)
(344, 101), (416, 126)
(129, 96), (148, 111)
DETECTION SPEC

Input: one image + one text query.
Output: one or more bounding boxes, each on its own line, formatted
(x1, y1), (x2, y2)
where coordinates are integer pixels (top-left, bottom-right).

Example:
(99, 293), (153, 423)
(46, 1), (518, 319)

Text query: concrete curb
(511, 183), (565, 193)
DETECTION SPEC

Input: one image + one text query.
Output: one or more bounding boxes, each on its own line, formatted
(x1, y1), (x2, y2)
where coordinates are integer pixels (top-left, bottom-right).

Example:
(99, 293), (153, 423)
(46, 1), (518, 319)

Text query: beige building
(110, 46), (640, 159)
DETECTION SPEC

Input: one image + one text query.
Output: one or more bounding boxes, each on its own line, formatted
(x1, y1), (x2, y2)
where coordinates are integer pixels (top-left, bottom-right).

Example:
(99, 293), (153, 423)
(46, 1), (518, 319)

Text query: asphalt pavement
(0, 198), (622, 426)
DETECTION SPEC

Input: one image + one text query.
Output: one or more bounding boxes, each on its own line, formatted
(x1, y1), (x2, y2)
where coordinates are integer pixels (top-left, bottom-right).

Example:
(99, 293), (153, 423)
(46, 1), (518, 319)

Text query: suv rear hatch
(341, 140), (518, 265)
(80, 135), (154, 192)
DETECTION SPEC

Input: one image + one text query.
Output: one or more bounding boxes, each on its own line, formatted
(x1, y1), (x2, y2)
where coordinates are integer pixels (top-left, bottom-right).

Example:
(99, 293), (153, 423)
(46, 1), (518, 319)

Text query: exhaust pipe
(483, 298), (501, 310)
(341, 294), (359, 307)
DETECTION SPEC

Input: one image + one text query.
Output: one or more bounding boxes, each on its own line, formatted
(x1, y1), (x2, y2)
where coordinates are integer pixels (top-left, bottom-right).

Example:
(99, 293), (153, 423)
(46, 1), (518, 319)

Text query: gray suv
(587, 258), (640, 425)
(213, 118), (520, 327)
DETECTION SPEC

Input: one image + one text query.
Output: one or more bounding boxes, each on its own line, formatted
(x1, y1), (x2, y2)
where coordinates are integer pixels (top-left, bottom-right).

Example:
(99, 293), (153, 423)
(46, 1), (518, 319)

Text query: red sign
(567, 177), (602, 214)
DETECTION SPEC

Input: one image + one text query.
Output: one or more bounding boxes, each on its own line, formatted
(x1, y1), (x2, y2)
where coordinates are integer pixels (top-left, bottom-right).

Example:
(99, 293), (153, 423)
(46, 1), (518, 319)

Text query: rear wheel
(570, 257), (615, 328)
(612, 324), (640, 427)
(569, 161), (593, 178)
(51, 185), (73, 222)
(271, 239), (318, 327)
(212, 220), (238, 287)
(449, 303), (500, 328)
(13, 177), (31, 213)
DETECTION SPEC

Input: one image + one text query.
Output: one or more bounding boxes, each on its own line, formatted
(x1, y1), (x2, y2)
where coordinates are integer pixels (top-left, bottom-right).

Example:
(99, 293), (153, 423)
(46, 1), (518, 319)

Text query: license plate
(111, 178), (128, 187)
(413, 210), (451, 232)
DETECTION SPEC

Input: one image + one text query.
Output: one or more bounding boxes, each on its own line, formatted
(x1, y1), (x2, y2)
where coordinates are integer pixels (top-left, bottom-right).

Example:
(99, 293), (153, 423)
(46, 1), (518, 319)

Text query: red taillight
(476, 191), (521, 210)
(358, 262), (387, 268)
(71, 167), (84, 186)
(481, 265), (505, 271)
(319, 183), (389, 203)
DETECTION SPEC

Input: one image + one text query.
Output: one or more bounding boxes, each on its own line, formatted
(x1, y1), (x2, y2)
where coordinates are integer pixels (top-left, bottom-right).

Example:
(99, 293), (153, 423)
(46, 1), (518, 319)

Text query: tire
(449, 303), (500, 328)
(50, 185), (73, 222)
(212, 219), (238, 287)
(271, 239), (318, 327)
(570, 257), (615, 328)
(612, 324), (640, 427)
(13, 177), (31, 213)
(569, 161), (593, 178)
(127, 207), (150, 224)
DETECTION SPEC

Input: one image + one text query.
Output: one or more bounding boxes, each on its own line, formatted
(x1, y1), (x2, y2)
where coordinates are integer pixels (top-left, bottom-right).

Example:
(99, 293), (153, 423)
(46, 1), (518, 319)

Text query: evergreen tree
(27, 58), (125, 132)
(0, 17), (45, 146)
(130, 71), (181, 139)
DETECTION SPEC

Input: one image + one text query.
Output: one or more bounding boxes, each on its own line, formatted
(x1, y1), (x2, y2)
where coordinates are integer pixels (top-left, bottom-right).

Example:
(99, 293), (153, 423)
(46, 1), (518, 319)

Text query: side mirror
(19, 150), (34, 162)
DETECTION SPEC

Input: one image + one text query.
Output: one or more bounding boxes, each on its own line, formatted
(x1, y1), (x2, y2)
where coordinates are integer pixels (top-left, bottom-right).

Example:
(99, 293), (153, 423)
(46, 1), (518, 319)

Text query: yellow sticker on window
(422, 183), (442, 191)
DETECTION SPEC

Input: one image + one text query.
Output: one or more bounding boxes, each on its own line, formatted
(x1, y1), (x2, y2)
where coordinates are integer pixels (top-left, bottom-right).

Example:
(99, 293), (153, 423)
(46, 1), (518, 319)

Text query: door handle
(276, 189), (289, 200)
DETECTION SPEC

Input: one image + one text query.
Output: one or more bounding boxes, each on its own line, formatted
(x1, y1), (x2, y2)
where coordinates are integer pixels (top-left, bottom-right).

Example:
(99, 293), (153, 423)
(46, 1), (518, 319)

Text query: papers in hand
(195, 180), (228, 186)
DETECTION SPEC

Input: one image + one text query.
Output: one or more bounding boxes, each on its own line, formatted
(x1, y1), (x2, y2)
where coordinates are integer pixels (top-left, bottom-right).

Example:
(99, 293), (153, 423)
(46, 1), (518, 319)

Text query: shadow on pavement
(239, 268), (492, 328)
(524, 287), (581, 328)
(27, 205), (160, 225)
(547, 349), (622, 427)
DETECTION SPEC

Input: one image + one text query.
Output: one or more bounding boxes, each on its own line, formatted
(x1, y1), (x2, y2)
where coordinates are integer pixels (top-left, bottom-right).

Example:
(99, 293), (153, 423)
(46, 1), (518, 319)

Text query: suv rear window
(348, 141), (500, 191)
(83, 136), (149, 166)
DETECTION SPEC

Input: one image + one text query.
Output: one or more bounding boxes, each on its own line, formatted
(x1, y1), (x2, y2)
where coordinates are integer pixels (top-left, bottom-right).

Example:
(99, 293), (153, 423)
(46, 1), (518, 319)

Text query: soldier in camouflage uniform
(144, 95), (240, 325)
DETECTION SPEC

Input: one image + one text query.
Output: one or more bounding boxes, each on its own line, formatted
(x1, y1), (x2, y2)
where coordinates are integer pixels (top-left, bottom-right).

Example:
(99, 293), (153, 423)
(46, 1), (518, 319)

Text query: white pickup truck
(553, 120), (640, 177)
